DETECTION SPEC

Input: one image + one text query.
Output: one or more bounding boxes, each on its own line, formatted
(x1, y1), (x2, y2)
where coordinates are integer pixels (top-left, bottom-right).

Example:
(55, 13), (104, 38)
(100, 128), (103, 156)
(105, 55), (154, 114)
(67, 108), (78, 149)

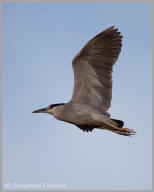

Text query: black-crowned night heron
(33, 26), (136, 136)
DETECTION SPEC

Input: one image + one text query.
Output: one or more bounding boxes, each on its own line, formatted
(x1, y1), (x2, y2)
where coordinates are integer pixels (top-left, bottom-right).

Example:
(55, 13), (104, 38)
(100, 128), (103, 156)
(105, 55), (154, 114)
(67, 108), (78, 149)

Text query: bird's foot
(114, 128), (136, 136)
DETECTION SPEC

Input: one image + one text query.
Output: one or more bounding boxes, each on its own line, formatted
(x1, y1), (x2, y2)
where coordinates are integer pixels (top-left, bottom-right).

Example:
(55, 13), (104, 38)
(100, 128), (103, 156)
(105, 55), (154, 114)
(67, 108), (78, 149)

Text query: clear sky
(2, 2), (152, 190)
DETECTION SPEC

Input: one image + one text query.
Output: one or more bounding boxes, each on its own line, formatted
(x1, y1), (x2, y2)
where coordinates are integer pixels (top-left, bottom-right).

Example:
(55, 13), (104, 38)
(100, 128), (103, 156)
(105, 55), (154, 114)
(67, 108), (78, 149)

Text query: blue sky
(2, 2), (152, 190)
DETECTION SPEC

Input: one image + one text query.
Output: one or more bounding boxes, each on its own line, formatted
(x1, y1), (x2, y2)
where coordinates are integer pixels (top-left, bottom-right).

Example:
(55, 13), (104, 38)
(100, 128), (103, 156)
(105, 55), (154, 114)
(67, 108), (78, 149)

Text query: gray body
(33, 26), (136, 136)
(53, 102), (110, 126)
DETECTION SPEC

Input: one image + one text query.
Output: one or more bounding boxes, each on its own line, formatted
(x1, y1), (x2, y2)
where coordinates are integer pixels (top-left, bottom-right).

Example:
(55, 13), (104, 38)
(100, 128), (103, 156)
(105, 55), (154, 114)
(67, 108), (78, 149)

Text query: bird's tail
(111, 118), (124, 127)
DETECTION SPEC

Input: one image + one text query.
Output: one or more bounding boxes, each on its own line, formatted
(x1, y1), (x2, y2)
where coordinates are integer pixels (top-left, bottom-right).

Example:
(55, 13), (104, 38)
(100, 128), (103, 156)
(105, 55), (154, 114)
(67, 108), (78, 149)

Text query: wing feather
(71, 26), (123, 115)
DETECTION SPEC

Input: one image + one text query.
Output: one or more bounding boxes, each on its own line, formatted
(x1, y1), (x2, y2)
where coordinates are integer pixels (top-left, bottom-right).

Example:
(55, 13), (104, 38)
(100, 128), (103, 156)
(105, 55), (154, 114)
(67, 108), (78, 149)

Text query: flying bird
(33, 26), (136, 136)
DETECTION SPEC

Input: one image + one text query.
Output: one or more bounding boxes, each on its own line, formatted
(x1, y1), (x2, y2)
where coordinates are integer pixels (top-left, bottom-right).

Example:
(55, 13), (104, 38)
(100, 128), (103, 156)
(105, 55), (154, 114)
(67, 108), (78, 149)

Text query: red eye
(50, 106), (54, 109)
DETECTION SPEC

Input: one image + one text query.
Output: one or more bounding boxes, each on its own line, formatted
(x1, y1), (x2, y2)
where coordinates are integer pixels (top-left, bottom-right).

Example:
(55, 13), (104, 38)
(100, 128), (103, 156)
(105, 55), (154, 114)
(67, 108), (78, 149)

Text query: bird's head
(32, 103), (65, 115)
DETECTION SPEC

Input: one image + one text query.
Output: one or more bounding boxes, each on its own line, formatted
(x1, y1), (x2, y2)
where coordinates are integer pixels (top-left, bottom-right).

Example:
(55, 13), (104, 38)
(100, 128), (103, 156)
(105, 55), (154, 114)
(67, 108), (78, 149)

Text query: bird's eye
(50, 105), (54, 109)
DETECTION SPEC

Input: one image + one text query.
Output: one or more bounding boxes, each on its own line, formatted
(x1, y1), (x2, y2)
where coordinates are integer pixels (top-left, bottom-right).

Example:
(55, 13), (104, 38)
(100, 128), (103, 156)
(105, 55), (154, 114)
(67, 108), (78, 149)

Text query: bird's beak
(32, 107), (48, 113)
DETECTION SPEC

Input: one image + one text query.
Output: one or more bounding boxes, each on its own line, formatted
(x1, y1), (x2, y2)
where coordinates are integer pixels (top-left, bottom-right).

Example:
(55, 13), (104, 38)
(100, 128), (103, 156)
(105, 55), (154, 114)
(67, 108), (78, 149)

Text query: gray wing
(71, 26), (123, 115)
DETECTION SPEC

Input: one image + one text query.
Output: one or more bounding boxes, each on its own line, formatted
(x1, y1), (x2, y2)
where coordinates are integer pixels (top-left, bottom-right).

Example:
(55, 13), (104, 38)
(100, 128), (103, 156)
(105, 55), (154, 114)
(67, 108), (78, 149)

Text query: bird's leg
(97, 126), (136, 136)
(91, 113), (136, 136)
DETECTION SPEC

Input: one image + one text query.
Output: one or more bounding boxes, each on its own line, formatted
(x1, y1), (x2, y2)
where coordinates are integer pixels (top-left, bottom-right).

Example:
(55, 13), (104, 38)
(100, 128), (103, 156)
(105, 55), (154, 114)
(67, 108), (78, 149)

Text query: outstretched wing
(71, 26), (123, 115)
